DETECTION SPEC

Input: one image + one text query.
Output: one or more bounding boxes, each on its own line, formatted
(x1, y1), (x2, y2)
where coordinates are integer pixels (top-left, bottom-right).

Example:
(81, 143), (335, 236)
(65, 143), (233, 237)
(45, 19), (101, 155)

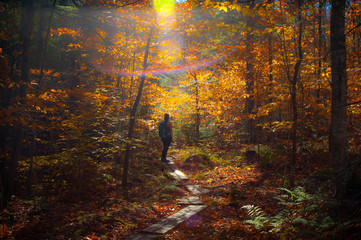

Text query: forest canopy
(0, 0), (361, 239)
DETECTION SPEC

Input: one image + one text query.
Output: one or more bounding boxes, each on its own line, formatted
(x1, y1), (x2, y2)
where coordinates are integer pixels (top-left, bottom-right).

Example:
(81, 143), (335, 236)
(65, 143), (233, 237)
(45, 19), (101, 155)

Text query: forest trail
(127, 157), (208, 240)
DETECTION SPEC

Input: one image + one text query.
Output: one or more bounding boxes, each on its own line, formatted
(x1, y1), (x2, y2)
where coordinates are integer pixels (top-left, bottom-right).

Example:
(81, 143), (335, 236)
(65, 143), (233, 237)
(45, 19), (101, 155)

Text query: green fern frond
(277, 187), (319, 204)
(244, 219), (266, 230)
(242, 205), (269, 229)
(242, 205), (267, 219)
(270, 209), (291, 230)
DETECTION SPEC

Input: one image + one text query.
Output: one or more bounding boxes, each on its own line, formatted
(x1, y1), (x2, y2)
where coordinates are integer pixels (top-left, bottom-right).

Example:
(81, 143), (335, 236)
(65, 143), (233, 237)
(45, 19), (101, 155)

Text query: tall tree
(2, 0), (35, 208)
(330, 0), (351, 198)
(190, 71), (201, 143)
(289, 0), (304, 187)
(122, 27), (153, 188)
(244, 0), (256, 144)
(38, 0), (57, 84)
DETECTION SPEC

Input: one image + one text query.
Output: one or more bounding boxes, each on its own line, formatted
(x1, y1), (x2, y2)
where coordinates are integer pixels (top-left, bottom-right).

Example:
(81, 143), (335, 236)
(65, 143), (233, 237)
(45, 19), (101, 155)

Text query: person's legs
(161, 137), (172, 161)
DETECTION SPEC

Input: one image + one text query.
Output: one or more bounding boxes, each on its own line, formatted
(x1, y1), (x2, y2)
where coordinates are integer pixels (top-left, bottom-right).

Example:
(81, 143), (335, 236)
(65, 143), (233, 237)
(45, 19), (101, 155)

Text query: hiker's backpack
(158, 121), (169, 138)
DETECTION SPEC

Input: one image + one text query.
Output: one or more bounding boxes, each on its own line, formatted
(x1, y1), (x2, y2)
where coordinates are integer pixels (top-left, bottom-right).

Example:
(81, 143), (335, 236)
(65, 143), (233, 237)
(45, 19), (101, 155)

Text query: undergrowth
(241, 184), (361, 239)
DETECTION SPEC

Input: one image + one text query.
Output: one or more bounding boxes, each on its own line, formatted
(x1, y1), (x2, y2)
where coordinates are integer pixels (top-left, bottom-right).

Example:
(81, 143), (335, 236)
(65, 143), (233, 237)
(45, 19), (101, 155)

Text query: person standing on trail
(159, 113), (173, 162)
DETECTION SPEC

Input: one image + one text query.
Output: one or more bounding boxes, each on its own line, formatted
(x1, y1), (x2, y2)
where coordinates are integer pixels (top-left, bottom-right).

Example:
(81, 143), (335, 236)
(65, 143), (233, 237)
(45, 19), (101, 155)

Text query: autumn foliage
(0, 0), (361, 239)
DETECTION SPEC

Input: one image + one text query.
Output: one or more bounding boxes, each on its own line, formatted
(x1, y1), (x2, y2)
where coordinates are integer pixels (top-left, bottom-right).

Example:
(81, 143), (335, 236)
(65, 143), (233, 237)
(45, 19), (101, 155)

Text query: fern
(275, 187), (319, 208)
(319, 216), (335, 229)
(270, 209), (291, 231)
(242, 205), (292, 232)
(242, 205), (267, 219)
(241, 205), (269, 229)
(242, 187), (334, 237)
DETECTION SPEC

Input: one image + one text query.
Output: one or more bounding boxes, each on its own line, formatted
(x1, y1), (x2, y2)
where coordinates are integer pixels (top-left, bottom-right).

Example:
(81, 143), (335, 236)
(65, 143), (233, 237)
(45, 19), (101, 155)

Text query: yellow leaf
(219, 6), (228, 12)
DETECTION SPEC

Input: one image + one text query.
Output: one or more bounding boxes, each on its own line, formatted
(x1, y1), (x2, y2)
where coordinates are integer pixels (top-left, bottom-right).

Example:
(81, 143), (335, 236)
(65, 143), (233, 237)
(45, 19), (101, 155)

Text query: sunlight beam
(154, 0), (175, 17)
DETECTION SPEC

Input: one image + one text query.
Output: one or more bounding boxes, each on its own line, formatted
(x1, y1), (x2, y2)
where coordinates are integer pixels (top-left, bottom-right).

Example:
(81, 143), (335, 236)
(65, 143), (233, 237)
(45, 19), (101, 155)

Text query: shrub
(242, 186), (337, 239)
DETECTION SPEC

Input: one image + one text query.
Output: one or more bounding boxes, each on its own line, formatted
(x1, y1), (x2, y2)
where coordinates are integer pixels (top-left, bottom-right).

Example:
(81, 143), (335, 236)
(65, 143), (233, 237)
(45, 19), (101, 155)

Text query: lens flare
(92, 54), (224, 77)
(185, 215), (203, 227)
(154, 0), (175, 17)
(81, 7), (241, 78)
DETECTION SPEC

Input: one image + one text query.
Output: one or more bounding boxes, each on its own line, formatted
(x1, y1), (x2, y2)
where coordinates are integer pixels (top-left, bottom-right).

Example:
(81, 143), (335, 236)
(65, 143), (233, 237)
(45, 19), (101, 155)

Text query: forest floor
(2, 145), (361, 240)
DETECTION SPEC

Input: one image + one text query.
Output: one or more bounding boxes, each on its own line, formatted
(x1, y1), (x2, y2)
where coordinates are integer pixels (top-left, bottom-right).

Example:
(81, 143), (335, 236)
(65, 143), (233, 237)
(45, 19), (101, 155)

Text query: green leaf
(292, 217), (309, 226)
(320, 216), (335, 228)
(305, 204), (319, 212)
(309, 220), (319, 228)
(101, 216), (111, 221)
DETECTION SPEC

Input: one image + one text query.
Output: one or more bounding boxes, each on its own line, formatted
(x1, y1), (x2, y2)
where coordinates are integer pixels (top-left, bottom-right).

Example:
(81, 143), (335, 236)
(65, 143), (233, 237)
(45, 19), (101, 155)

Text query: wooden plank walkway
(127, 157), (207, 239)
(177, 196), (203, 205)
(127, 233), (156, 240)
(185, 184), (209, 195)
(142, 205), (207, 234)
(163, 159), (189, 182)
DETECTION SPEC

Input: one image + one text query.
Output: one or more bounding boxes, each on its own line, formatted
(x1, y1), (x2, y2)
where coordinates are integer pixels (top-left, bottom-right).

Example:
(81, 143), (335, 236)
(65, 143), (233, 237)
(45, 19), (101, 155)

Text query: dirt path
(127, 157), (208, 240)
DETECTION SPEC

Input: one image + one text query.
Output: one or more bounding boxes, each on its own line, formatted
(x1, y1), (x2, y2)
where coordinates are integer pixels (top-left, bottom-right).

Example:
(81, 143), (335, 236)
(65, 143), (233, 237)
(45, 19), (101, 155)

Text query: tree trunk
(316, 1), (325, 103)
(289, 0), (303, 187)
(38, 0), (57, 84)
(192, 71), (200, 144)
(245, 0), (255, 144)
(2, 0), (34, 208)
(330, 0), (351, 199)
(122, 28), (153, 188)
(20, 0), (34, 95)
(267, 37), (275, 143)
(37, 1), (46, 67)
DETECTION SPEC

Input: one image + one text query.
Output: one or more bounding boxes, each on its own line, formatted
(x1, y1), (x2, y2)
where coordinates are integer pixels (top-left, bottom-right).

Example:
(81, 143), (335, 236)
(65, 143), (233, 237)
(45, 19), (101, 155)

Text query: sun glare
(153, 0), (175, 17)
